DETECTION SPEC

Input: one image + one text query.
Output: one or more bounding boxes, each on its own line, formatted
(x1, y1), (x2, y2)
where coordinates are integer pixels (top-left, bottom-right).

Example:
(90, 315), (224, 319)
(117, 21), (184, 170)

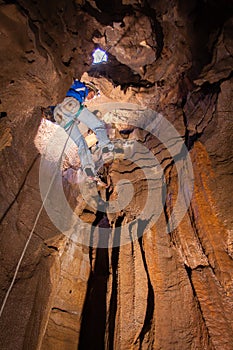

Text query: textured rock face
(0, 1), (233, 349)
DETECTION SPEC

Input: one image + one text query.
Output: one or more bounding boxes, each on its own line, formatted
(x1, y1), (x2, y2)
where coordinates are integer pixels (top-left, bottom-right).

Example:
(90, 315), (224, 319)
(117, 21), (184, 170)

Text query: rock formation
(0, 0), (232, 349)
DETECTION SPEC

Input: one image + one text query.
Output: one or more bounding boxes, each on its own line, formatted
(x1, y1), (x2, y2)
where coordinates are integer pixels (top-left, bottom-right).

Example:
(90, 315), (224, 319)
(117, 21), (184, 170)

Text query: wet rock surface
(0, 1), (233, 349)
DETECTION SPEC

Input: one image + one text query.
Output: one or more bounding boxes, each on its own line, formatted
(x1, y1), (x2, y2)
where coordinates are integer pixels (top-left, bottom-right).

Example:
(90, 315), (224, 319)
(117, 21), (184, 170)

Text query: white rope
(0, 123), (74, 318)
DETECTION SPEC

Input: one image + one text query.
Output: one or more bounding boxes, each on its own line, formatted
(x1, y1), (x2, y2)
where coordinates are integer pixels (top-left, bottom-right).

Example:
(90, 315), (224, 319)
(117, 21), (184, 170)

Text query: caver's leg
(67, 122), (96, 175)
(78, 108), (113, 149)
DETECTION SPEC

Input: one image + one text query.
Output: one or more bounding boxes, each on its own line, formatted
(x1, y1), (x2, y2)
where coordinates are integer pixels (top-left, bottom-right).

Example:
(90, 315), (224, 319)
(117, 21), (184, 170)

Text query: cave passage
(0, 1), (232, 349)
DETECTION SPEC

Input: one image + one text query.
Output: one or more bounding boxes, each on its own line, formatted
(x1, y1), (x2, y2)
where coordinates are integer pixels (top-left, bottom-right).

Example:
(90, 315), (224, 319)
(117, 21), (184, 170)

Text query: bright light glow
(92, 48), (108, 64)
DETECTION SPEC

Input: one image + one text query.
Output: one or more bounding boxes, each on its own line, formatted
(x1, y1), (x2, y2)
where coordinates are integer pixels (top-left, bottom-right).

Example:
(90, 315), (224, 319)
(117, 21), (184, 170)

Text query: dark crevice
(162, 167), (173, 234)
(81, 0), (133, 26)
(183, 80), (223, 150)
(62, 56), (73, 67)
(183, 110), (190, 150)
(0, 112), (7, 119)
(88, 205), (107, 271)
(187, 205), (204, 254)
(88, 52), (154, 89)
(197, 80), (222, 95)
(135, 221), (155, 346)
(121, 80), (155, 91)
(52, 307), (69, 313)
(184, 264), (213, 346)
(107, 216), (124, 350)
(184, 264), (197, 297)
(177, 0), (233, 79)
(141, 0), (164, 59)
(78, 216), (110, 350)
(46, 245), (59, 252)
(82, 208), (95, 215)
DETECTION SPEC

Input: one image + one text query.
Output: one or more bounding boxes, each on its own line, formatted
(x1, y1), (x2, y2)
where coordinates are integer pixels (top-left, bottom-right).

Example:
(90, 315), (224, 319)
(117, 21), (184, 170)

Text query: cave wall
(0, 2), (89, 348)
(0, 0), (233, 349)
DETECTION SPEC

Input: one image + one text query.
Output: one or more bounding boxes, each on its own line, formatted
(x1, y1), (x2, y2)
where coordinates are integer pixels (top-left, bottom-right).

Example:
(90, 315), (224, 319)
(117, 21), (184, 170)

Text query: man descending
(45, 79), (114, 180)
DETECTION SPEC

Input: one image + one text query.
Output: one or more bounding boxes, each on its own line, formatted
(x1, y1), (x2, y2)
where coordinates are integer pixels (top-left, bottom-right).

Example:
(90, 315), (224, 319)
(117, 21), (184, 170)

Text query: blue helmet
(66, 80), (89, 103)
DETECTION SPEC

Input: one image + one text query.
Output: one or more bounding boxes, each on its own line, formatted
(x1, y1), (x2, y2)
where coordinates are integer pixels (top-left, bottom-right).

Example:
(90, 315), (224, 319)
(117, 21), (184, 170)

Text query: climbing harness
(0, 122), (76, 318)
(63, 104), (84, 132)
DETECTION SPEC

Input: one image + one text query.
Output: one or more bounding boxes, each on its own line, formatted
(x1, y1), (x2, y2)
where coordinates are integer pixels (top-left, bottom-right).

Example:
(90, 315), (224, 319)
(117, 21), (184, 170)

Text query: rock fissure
(183, 264), (214, 347)
(52, 307), (79, 315)
(141, 0), (164, 59)
(136, 233), (155, 347)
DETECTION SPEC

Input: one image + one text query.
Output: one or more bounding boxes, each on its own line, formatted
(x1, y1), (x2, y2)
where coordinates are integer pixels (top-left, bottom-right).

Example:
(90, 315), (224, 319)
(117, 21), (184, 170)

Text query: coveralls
(53, 80), (112, 175)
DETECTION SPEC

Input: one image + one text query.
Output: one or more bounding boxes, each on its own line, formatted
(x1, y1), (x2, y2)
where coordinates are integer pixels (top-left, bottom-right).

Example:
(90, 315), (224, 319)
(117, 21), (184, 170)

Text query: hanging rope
(0, 120), (75, 318)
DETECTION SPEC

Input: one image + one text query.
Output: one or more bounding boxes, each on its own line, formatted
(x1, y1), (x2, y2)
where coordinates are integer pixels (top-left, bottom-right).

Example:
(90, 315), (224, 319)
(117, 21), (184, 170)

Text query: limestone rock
(0, 1), (233, 349)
